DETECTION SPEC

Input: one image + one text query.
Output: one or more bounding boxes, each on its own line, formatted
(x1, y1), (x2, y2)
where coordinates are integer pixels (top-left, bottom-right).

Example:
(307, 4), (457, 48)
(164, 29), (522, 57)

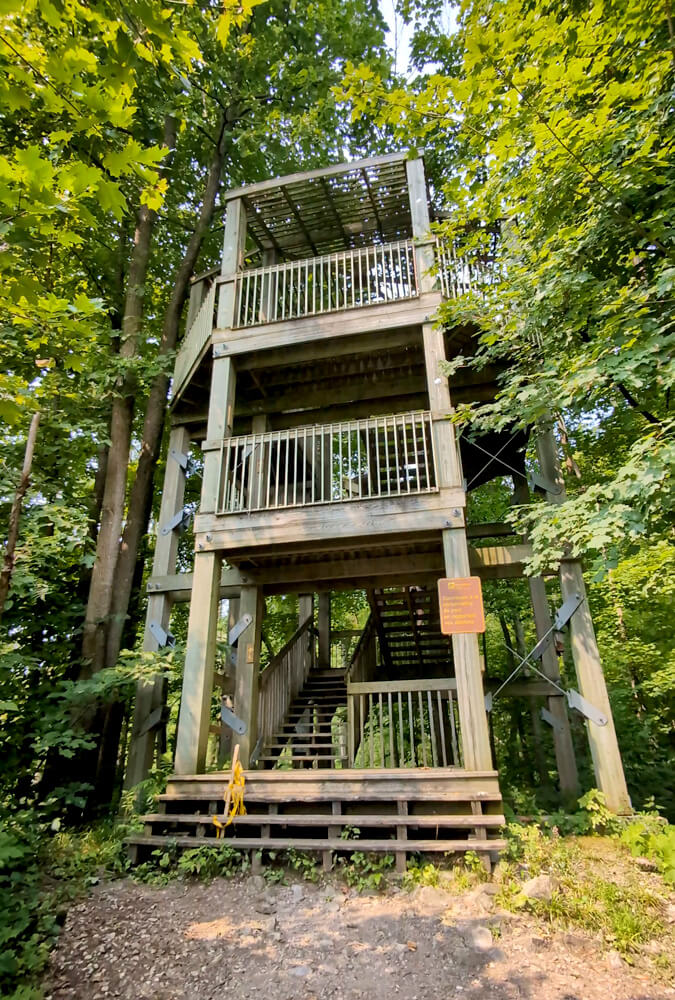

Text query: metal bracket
(528, 471), (560, 496)
(169, 448), (189, 470)
(228, 612), (252, 646)
(149, 621), (175, 648)
(567, 689), (607, 727)
(249, 734), (264, 767)
(220, 704), (247, 735)
(540, 707), (564, 733)
(138, 704), (169, 737)
(490, 593), (586, 709)
(484, 692), (493, 713)
(160, 507), (192, 536)
(554, 592), (584, 630)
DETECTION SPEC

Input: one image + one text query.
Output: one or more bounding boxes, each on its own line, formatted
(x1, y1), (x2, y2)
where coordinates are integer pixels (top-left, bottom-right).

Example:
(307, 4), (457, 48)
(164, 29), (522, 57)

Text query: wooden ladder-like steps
(127, 833), (507, 855)
(128, 768), (505, 871)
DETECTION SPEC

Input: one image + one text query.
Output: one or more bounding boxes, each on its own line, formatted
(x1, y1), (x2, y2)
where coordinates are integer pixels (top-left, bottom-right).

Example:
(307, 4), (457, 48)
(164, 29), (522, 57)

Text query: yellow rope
(212, 757), (246, 839)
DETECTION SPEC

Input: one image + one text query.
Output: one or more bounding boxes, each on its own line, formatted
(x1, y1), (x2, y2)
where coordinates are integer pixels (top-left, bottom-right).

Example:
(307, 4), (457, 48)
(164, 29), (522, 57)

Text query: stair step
(128, 833), (506, 854)
(258, 754), (344, 763)
(144, 813), (505, 829)
(264, 743), (339, 751)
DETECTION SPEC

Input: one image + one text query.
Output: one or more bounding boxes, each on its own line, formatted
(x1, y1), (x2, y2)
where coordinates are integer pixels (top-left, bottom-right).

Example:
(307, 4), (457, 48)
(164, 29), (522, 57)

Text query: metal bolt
(453, 508), (461, 517)
(206, 533), (212, 542)
(198, 543), (204, 550)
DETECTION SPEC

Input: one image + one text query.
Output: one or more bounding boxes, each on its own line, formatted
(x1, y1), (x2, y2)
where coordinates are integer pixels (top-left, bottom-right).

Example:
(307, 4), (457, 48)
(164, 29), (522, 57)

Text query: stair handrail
(345, 614), (377, 687)
(345, 615), (378, 765)
(256, 615), (315, 764)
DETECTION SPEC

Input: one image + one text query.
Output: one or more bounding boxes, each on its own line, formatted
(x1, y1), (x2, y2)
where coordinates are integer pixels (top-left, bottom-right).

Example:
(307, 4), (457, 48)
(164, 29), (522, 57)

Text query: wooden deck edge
(167, 767), (500, 783)
(141, 812), (507, 827)
(126, 834), (507, 853)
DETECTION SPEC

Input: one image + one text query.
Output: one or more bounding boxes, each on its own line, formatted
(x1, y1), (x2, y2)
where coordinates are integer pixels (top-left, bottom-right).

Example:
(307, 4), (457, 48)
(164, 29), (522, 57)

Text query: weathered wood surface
(194, 489), (465, 549)
(144, 544), (536, 603)
(537, 426), (631, 814)
(140, 812), (505, 828)
(212, 293), (441, 358)
(127, 834), (507, 854)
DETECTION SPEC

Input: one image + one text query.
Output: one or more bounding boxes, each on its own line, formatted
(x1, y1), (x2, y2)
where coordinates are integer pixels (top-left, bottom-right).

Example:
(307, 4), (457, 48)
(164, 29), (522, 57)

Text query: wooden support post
(422, 325), (462, 487)
(217, 197), (247, 328)
(405, 158), (435, 292)
(325, 801), (341, 872)
(234, 585), (264, 767)
(536, 426), (631, 813)
(318, 591), (331, 668)
(298, 593), (314, 627)
(201, 355), (236, 514)
(443, 530), (493, 771)
(513, 478), (579, 800)
(396, 800), (408, 874)
(174, 550), (223, 774)
(202, 196), (242, 512)
(126, 425), (191, 789)
(528, 576), (579, 800)
(422, 316), (492, 773)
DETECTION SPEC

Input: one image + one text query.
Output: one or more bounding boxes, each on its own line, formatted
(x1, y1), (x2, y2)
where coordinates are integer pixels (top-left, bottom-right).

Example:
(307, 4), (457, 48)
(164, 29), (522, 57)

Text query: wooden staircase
(128, 610), (505, 869)
(368, 585), (451, 677)
(257, 668), (347, 768)
(128, 769), (506, 870)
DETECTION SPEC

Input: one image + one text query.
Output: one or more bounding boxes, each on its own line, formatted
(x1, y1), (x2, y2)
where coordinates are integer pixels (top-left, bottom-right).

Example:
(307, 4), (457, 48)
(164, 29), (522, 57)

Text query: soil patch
(45, 872), (674, 1000)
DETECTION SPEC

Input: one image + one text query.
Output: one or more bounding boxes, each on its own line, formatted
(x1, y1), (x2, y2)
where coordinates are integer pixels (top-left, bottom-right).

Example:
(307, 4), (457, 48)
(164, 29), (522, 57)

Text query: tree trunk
(0, 411), (40, 623)
(105, 113), (228, 672)
(93, 114), (229, 804)
(81, 116), (177, 679)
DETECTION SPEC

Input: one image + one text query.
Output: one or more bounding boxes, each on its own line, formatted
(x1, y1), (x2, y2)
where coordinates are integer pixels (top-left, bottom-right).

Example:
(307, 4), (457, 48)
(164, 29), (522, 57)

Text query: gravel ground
(45, 872), (674, 1000)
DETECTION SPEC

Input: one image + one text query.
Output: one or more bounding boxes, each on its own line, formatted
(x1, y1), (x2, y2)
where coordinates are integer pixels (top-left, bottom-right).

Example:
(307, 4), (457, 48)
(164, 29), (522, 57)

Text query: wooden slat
(142, 813), (506, 828)
(127, 834), (507, 854)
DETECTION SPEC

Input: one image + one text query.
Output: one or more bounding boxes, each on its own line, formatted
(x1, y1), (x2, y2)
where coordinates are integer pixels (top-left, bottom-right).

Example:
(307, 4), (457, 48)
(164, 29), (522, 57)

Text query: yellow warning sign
(437, 577), (486, 635)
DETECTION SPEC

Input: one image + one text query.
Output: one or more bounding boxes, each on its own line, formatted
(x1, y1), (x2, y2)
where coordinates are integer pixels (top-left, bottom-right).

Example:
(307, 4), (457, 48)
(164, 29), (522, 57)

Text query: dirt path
(45, 873), (673, 1000)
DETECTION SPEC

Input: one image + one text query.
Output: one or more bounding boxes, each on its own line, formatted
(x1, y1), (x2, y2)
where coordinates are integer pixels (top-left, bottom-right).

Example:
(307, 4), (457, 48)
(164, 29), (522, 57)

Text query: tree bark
(105, 113), (228, 670)
(93, 114), (229, 803)
(80, 116), (177, 677)
(0, 411), (40, 623)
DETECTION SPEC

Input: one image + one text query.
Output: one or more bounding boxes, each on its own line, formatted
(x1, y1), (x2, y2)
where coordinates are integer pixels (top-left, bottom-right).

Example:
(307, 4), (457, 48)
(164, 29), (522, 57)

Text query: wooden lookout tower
(126, 152), (631, 867)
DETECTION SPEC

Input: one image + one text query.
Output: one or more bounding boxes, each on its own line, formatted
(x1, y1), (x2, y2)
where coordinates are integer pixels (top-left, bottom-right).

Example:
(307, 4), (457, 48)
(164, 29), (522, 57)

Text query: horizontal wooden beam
(195, 489), (465, 552)
(222, 151), (415, 203)
(146, 543), (535, 602)
(233, 327), (423, 372)
(212, 294), (441, 360)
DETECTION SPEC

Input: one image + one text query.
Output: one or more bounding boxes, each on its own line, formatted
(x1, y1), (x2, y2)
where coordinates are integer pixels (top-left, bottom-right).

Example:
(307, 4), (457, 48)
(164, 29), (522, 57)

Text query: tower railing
(347, 678), (461, 769)
(215, 410), (438, 515)
(233, 238), (418, 328)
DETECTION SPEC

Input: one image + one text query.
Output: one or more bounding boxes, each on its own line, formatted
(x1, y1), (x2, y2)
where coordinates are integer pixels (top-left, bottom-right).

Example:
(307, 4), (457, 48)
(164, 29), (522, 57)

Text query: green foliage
(496, 822), (668, 957)
(620, 819), (675, 887)
(284, 848), (319, 882)
(339, 0), (675, 569)
(0, 814), (129, 997)
(176, 844), (249, 881)
(133, 842), (251, 885)
(339, 851), (394, 891)
(403, 861), (440, 889)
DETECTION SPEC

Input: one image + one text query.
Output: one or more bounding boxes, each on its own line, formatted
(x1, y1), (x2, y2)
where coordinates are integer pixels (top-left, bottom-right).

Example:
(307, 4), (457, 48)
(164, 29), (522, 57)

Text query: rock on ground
(44, 875), (673, 1000)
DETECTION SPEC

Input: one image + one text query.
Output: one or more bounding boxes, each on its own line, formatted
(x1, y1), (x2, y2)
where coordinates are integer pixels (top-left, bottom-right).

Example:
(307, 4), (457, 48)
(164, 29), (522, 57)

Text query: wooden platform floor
(128, 768), (506, 869)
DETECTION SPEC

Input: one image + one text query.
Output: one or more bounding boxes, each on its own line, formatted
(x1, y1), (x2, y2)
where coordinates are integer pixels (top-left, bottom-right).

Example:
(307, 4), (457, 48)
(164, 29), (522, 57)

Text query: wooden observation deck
(126, 152), (632, 869)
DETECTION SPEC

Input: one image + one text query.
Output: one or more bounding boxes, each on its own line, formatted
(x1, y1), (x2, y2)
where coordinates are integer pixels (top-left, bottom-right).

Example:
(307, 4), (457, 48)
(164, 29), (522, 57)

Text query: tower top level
(222, 151), (427, 261)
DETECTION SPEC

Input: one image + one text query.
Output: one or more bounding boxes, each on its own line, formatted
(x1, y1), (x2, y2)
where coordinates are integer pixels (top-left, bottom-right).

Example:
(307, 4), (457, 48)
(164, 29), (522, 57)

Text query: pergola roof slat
(229, 153), (418, 261)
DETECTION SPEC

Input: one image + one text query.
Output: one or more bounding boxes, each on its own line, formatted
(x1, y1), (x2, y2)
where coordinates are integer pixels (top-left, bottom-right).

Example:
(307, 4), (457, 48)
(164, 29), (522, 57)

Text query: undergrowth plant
(133, 842), (250, 884)
(495, 814), (670, 959)
(339, 851), (394, 891)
